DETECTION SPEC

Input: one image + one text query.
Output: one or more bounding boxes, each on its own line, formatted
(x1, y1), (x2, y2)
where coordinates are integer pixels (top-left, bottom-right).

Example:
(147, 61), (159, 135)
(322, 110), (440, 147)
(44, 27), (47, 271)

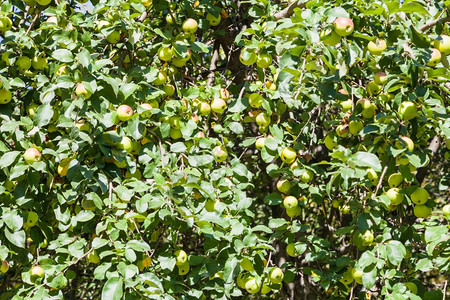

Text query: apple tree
(0, 0), (449, 299)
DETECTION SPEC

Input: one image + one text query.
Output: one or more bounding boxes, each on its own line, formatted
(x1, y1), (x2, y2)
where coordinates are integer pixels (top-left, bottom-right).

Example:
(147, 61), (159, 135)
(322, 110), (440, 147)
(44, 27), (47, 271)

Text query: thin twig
(26, 10), (40, 36)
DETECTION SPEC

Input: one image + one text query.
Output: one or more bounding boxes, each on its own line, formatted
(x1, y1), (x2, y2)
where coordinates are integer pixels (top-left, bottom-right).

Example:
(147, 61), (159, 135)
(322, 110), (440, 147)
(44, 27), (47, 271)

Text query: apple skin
(374, 72), (388, 85)
(26, 103), (40, 117)
(339, 269), (353, 285)
(31, 266), (44, 278)
(388, 173), (403, 188)
(198, 102), (211, 115)
(57, 158), (72, 176)
(239, 49), (257, 66)
(395, 136), (414, 152)
(366, 168), (378, 184)
(116, 105), (134, 122)
(158, 46), (173, 62)
(87, 251), (100, 264)
(349, 120), (363, 135)
(0, 260), (9, 273)
(0, 88), (12, 104)
(32, 55), (48, 70)
(398, 101), (417, 121)
(340, 99), (353, 112)
(244, 277), (261, 294)
(248, 93), (263, 108)
(280, 147), (297, 164)
(283, 196), (298, 209)
(182, 18), (198, 34)
(300, 169), (314, 183)
(206, 13), (221, 26)
(240, 257), (254, 271)
(75, 83), (92, 99)
(178, 261), (190, 275)
(16, 56), (32, 72)
(426, 48), (441, 67)
(442, 204), (450, 217)
(367, 39), (387, 55)
(106, 30), (120, 44)
(174, 250), (188, 266)
(410, 187), (429, 205)
(286, 243), (298, 257)
(237, 273), (250, 289)
(255, 112), (270, 127)
(320, 28), (341, 46)
(366, 81), (381, 96)
(117, 136), (133, 153)
(286, 205), (301, 217)
(386, 188), (404, 205)
(269, 267), (284, 284)
(414, 205), (431, 218)
(140, 103), (154, 119)
(211, 97), (227, 114)
(213, 146), (228, 162)
(362, 230), (374, 246)
(256, 53), (272, 68)
(277, 179), (291, 194)
(333, 17), (354, 37)
(154, 71), (167, 85)
(219, 88), (230, 100)
(255, 137), (265, 150)
(24, 148), (42, 164)
(434, 35), (450, 55)
(163, 84), (175, 96)
(324, 135), (338, 150)
(351, 268), (363, 284)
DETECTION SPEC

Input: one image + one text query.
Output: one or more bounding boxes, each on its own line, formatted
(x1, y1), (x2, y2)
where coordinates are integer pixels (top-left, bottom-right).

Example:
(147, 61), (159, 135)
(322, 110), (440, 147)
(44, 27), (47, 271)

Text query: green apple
(324, 135), (338, 150)
(269, 267), (284, 284)
(398, 101), (417, 121)
(154, 71), (167, 85)
(351, 268), (363, 285)
(286, 205), (301, 217)
(255, 112), (270, 127)
(237, 273), (250, 289)
(117, 105), (134, 121)
(174, 249), (188, 266)
(283, 196), (298, 209)
(16, 56), (32, 72)
(333, 17), (354, 37)
(75, 119), (91, 132)
(117, 136), (133, 153)
(182, 18), (198, 34)
(362, 103), (377, 119)
(24, 148), (41, 164)
(213, 145), (228, 162)
(386, 188), (404, 205)
(388, 173), (403, 188)
(163, 84), (175, 96)
(219, 88), (230, 100)
(348, 120), (363, 135)
(256, 53), (272, 68)
(4, 179), (16, 192)
(245, 277), (261, 294)
(395, 136), (414, 152)
(158, 46), (173, 61)
(300, 169), (314, 183)
(320, 28), (341, 46)
(75, 83), (92, 99)
(140, 103), (154, 119)
(362, 230), (374, 246)
(410, 187), (429, 205)
(405, 282), (418, 294)
(286, 243), (298, 257)
(169, 128), (182, 140)
(32, 55), (48, 70)
(106, 30), (120, 43)
(367, 39), (387, 55)
(165, 13), (175, 24)
(0, 260), (9, 273)
(413, 205), (431, 218)
(240, 257), (254, 271)
(443, 204), (450, 217)
(31, 266), (44, 278)
(261, 281), (271, 294)
(178, 261), (190, 275)
(426, 48), (441, 67)
(205, 199), (219, 212)
(0, 16), (12, 33)
(206, 13), (221, 26)
(36, 0), (52, 5)
(336, 124), (349, 138)
(434, 35), (450, 55)
(27, 103), (40, 118)
(172, 57), (188, 67)
(248, 93), (263, 108)
(87, 251), (100, 264)
(340, 99), (353, 112)
(169, 116), (181, 129)
(280, 147), (297, 164)
(339, 269), (353, 285)
(25, 211), (39, 227)
(255, 137), (265, 150)
(366, 168), (378, 184)
(366, 81), (381, 96)
(211, 97), (227, 114)
(374, 71), (388, 85)
(277, 179), (291, 194)
(55, 65), (68, 76)
(199, 102), (211, 115)
(239, 48), (257, 66)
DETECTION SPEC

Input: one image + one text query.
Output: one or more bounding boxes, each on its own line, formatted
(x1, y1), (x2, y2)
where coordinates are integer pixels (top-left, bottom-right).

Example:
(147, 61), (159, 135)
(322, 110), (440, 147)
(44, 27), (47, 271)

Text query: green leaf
(34, 104), (53, 127)
(386, 240), (406, 266)
(349, 152), (382, 172)
(3, 210), (23, 231)
(120, 83), (138, 100)
(170, 142), (187, 153)
(188, 155), (214, 167)
(223, 256), (239, 283)
(94, 263), (112, 280)
(5, 228), (25, 248)
(362, 265), (377, 289)
(52, 49), (74, 62)
(268, 218), (287, 229)
(126, 118), (146, 140)
(101, 276), (123, 300)
(424, 226), (448, 244)
(77, 48), (91, 68)
(75, 210), (95, 222)
(0, 151), (21, 168)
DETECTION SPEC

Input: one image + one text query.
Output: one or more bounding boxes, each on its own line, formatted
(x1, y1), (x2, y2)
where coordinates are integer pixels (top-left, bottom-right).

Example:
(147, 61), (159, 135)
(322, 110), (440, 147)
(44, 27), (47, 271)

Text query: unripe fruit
(410, 187), (429, 205)
(178, 261), (190, 275)
(320, 28), (341, 46)
(366, 168), (378, 184)
(413, 205), (431, 218)
(106, 30), (120, 44)
(57, 158), (72, 176)
(277, 179), (291, 194)
(248, 93), (263, 108)
(283, 196), (298, 209)
(245, 277), (261, 294)
(213, 146), (228, 162)
(433, 35), (450, 55)
(117, 105), (134, 122)
(280, 147), (297, 164)
(25, 211), (39, 227)
(31, 266), (44, 278)
(239, 49), (257, 66)
(362, 230), (374, 246)
(240, 257), (254, 271)
(336, 125), (349, 137)
(366, 81), (381, 96)
(300, 169), (314, 183)
(286, 205), (301, 217)
(351, 268), (363, 284)
(374, 72), (388, 85)
(256, 53), (272, 68)
(255, 137), (265, 150)
(333, 17), (354, 37)
(158, 46), (173, 61)
(269, 267), (284, 284)
(0, 88), (12, 104)
(32, 55), (48, 70)
(16, 56), (32, 72)
(388, 173), (403, 188)
(174, 249), (188, 266)
(206, 13), (221, 26)
(348, 120), (364, 135)
(24, 148), (42, 164)
(442, 204), (450, 217)
(426, 48), (441, 67)
(182, 18), (198, 34)
(0, 261), (9, 273)
(367, 39), (387, 55)
(153, 71), (167, 85)
(75, 83), (92, 99)
(117, 136), (133, 153)
(324, 135), (337, 150)
(255, 112), (270, 127)
(398, 101), (417, 121)
(386, 188), (404, 205)
(211, 97), (227, 114)
(237, 273), (250, 289)
(199, 102), (211, 115)
(395, 136), (414, 152)
(87, 251), (100, 264)
(286, 243), (298, 257)
(340, 99), (353, 112)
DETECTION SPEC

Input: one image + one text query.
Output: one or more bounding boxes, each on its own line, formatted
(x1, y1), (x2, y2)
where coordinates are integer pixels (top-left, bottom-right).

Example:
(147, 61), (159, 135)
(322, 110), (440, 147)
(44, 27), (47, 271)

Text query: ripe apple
(248, 93), (263, 108)
(239, 49), (257, 66)
(256, 53), (272, 68)
(283, 196), (298, 209)
(182, 18), (198, 34)
(280, 147), (297, 164)
(75, 83), (92, 99)
(286, 205), (301, 217)
(245, 277), (261, 294)
(240, 257), (254, 271)
(199, 102), (211, 115)
(117, 105), (134, 121)
(32, 55), (48, 70)
(410, 187), (429, 205)
(398, 101), (417, 121)
(413, 205), (431, 218)
(395, 136), (414, 152)
(174, 249), (188, 266)
(24, 148), (42, 164)
(351, 268), (363, 285)
(300, 169), (314, 183)
(388, 173), (403, 188)
(426, 48), (441, 67)
(16, 56), (31, 72)
(206, 13), (221, 26)
(255, 112), (270, 127)
(178, 261), (190, 275)
(374, 72), (388, 85)
(367, 39), (387, 55)
(366, 81), (381, 96)
(117, 136), (133, 153)
(434, 35), (450, 55)
(320, 28), (341, 46)
(277, 179), (291, 194)
(362, 230), (374, 246)
(340, 99), (353, 112)
(269, 267), (284, 284)
(158, 46), (173, 61)
(213, 145), (228, 162)
(31, 266), (44, 278)
(0, 260), (9, 273)
(324, 135), (337, 150)
(106, 30), (120, 43)
(211, 97), (227, 114)
(286, 243), (298, 257)
(0, 88), (12, 104)
(219, 88), (230, 100)
(348, 120), (363, 135)
(386, 187), (404, 205)
(333, 17), (354, 37)
(87, 251), (100, 264)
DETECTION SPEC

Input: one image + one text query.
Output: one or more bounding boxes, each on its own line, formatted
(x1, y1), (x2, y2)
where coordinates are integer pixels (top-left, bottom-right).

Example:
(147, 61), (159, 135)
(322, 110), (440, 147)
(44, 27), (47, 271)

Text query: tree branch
(207, 42), (220, 86)
(419, 16), (450, 32)
(274, 1), (308, 20)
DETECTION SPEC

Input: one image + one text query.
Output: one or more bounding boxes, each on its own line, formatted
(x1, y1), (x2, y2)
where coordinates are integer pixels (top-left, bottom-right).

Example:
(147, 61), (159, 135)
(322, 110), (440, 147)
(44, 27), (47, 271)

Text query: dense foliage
(0, 0), (449, 299)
